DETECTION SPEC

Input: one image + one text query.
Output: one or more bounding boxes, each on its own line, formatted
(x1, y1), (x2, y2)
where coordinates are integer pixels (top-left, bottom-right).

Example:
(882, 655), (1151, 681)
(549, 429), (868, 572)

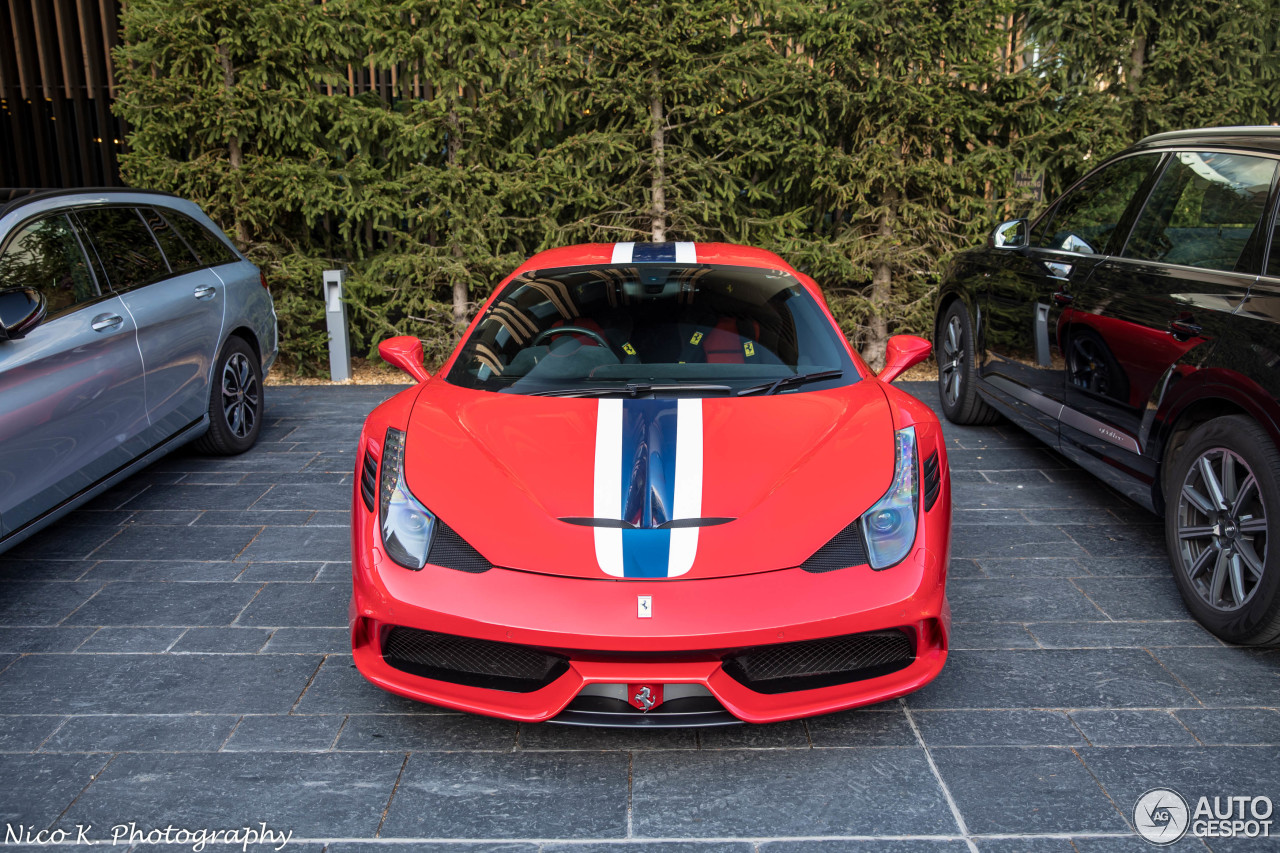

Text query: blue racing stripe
(631, 242), (678, 263)
(619, 399), (679, 577)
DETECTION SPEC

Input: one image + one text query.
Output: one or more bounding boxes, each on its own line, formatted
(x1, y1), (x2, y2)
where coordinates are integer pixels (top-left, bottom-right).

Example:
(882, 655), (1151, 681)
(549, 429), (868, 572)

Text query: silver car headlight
(860, 426), (919, 569)
(379, 428), (435, 569)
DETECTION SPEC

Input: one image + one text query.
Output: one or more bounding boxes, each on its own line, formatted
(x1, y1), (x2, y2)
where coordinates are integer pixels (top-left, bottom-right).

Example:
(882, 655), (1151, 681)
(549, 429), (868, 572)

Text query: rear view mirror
(0, 287), (46, 341)
(878, 335), (932, 383)
(989, 219), (1028, 249)
(378, 336), (431, 383)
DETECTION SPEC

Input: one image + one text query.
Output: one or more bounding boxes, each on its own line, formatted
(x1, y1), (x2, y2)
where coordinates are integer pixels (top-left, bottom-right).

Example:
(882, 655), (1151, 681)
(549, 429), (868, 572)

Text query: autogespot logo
(1134, 788), (1190, 845)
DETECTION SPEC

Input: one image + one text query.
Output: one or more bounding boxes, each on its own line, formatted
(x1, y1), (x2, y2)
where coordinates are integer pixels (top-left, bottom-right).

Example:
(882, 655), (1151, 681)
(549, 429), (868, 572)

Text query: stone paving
(0, 381), (1277, 852)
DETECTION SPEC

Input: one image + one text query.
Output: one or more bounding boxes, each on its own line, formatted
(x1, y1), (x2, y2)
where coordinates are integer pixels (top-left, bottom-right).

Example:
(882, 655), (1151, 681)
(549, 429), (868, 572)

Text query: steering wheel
(531, 325), (612, 350)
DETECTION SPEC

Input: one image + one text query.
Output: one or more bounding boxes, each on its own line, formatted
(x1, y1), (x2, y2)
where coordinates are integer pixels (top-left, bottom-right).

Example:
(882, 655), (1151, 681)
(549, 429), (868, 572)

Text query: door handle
(1052, 291), (1074, 306)
(1169, 319), (1203, 341)
(91, 313), (123, 332)
(194, 284), (217, 300)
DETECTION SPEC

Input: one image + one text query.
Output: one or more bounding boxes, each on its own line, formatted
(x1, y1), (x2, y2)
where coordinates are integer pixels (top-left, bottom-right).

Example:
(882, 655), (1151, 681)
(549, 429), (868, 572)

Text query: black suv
(934, 126), (1280, 645)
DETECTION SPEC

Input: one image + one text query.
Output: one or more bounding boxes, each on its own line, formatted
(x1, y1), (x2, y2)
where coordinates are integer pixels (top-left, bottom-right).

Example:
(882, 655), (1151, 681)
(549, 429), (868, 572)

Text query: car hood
(402, 380), (896, 580)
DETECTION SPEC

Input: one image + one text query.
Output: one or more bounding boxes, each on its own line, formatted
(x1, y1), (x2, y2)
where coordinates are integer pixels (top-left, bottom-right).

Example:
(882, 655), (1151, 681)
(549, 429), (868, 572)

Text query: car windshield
(447, 263), (858, 396)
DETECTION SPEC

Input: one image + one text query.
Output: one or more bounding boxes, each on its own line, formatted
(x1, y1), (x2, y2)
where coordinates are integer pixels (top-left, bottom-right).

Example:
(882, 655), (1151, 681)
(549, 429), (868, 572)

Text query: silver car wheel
(939, 314), (963, 407)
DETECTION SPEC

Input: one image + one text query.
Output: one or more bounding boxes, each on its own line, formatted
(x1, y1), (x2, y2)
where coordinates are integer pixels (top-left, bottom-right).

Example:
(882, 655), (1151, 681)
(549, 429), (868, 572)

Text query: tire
(1066, 326), (1130, 404)
(936, 300), (1000, 425)
(1164, 415), (1280, 646)
(194, 336), (263, 455)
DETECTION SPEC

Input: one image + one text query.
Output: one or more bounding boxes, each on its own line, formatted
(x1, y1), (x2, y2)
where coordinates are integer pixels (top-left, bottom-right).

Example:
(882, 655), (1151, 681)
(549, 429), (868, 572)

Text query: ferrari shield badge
(628, 683), (663, 712)
(637, 595), (652, 618)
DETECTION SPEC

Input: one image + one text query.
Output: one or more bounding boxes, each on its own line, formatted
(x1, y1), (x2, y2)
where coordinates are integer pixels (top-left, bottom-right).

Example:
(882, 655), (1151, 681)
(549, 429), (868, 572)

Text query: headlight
(379, 428), (435, 569)
(860, 426), (918, 569)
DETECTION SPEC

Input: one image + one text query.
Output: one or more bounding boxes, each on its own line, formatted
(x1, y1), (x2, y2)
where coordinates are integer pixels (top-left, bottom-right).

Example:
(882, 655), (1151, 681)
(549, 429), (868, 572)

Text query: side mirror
(878, 334), (932, 383)
(378, 336), (431, 383)
(989, 219), (1028, 249)
(0, 287), (46, 341)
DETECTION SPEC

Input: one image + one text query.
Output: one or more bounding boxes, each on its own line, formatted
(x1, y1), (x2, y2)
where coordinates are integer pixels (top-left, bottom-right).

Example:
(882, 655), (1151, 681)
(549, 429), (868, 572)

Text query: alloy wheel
(1176, 447), (1268, 611)
(940, 314), (964, 407)
(221, 352), (259, 439)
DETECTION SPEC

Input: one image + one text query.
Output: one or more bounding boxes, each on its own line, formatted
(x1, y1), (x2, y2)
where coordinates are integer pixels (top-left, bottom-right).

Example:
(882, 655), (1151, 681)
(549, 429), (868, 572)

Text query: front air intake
(360, 450), (377, 512)
(382, 627), (568, 692)
(723, 629), (915, 694)
(800, 518), (870, 573)
(923, 451), (941, 511)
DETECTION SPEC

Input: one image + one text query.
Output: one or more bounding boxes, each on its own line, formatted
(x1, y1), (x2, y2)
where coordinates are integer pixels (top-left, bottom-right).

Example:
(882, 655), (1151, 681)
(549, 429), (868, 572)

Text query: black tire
(194, 336), (263, 455)
(1164, 415), (1280, 646)
(1066, 326), (1130, 404)
(936, 300), (1000, 425)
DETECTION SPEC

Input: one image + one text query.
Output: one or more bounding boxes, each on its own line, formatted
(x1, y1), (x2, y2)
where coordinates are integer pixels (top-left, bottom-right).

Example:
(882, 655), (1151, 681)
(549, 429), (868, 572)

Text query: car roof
(1132, 126), (1280, 155)
(0, 187), (184, 219)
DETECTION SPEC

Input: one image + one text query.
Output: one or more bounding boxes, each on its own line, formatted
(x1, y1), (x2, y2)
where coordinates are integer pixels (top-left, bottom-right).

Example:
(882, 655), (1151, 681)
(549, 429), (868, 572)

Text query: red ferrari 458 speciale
(350, 242), (952, 726)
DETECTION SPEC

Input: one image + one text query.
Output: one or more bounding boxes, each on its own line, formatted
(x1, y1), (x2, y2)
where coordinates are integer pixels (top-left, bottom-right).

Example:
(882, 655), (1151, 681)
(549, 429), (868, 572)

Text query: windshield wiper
(736, 369), (844, 397)
(529, 383), (732, 398)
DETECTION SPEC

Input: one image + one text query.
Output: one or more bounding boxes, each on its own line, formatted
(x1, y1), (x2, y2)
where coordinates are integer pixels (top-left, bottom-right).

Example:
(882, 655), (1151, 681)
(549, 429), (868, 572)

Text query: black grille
(923, 451), (941, 511)
(724, 629), (915, 694)
(382, 626), (568, 692)
(360, 450), (377, 513)
(427, 518), (492, 573)
(800, 518), (870, 573)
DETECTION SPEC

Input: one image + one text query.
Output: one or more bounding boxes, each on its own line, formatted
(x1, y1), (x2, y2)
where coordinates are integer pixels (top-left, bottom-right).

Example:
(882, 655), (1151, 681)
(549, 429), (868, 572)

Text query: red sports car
(350, 242), (951, 725)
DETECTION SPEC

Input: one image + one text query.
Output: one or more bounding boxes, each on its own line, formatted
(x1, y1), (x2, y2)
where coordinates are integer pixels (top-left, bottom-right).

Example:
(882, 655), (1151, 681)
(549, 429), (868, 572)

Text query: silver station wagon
(0, 189), (277, 552)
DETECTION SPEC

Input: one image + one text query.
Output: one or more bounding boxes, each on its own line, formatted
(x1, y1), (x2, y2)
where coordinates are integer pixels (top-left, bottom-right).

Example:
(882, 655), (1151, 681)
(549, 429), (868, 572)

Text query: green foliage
(112, 0), (1280, 374)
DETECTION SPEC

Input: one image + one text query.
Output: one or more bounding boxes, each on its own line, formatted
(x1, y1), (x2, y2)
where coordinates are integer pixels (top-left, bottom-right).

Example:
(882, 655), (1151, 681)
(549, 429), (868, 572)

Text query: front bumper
(350, 525), (950, 725)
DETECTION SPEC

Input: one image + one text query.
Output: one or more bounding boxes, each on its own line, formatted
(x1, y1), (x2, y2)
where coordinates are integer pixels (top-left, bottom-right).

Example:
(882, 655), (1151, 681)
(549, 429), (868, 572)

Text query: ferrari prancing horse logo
(628, 683), (663, 711)
(637, 595), (652, 618)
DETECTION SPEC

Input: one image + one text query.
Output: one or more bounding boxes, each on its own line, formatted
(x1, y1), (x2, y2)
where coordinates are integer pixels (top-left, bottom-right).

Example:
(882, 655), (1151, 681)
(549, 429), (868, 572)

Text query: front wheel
(936, 300), (1000, 425)
(194, 336), (263, 455)
(1164, 415), (1280, 645)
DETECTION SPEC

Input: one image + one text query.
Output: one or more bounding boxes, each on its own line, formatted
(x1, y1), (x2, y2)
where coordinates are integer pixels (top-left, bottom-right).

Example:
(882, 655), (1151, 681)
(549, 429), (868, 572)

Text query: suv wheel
(1165, 415), (1280, 645)
(937, 300), (1000, 425)
(194, 336), (263, 455)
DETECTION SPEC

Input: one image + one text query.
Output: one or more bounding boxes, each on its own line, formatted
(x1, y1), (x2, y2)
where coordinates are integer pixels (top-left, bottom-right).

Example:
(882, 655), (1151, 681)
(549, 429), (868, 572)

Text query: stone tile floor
(0, 382), (1277, 852)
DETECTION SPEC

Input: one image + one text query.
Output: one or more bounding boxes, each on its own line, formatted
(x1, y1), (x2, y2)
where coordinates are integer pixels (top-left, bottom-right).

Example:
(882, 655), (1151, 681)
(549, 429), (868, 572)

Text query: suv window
(1271, 211), (1280, 278)
(77, 207), (168, 290)
(163, 210), (238, 267)
(1123, 151), (1278, 273)
(1031, 154), (1161, 255)
(0, 214), (98, 317)
(142, 208), (201, 275)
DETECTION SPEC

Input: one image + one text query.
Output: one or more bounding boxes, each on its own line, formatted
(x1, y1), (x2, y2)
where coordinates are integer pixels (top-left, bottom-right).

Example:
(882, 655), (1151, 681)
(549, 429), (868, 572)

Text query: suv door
(1062, 150), (1278, 483)
(981, 153), (1163, 444)
(0, 212), (148, 536)
(75, 206), (225, 443)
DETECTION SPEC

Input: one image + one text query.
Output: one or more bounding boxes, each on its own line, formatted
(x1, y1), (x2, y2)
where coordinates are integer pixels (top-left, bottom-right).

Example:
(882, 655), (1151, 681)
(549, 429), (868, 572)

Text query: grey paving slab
(0, 558), (94, 581)
(42, 714), (238, 752)
(119, 484), (270, 512)
(516, 720), (695, 751)
(78, 559), (245, 582)
(326, 845), (534, 853)
(1073, 576), (1192, 621)
(292, 655), (446, 715)
(75, 627), (185, 652)
(947, 578), (1105, 622)
(169, 627), (271, 653)
(0, 753), (109, 825)
(764, 844), (971, 853)
(64, 582), (260, 626)
(234, 560), (324, 581)
(221, 715), (344, 752)
(234, 582), (349, 627)
(250, 483), (352, 511)
(0, 626), (97, 653)
(974, 557), (1084, 577)
(1069, 710), (1198, 746)
(696, 720), (809, 749)
(235, 526), (349, 562)
(0, 715), (64, 752)
(951, 525), (1089, 560)
(380, 752), (630, 839)
(1027, 621), (1221, 649)
(911, 710), (1085, 746)
(1175, 708), (1280, 745)
(805, 708), (917, 747)
(1073, 557), (1172, 577)
(337, 713), (516, 751)
(906, 650), (1197, 709)
(0, 523), (122, 561)
(91, 525), (260, 562)
(193, 510), (313, 526)
(0, 582), (102, 625)
(260, 627), (349, 653)
(0, 654), (319, 714)
(631, 748), (956, 837)
(1150, 647), (1280, 707)
(931, 746), (1129, 834)
(57, 752), (404, 837)
(948, 621), (1039, 650)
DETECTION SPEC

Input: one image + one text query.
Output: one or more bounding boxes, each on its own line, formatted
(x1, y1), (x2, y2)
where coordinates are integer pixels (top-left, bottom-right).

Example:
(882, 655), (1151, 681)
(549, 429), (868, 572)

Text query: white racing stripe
(675, 242), (696, 263)
(611, 242), (634, 264)
(667, 398), (703, 577)
(593, 399), (625, 577)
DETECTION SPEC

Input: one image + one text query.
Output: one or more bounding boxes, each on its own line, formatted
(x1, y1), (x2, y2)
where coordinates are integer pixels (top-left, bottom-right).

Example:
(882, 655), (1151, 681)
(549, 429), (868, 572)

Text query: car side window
(143, 208), (201, 276)
(1123, 151), (1278, 273)
(1270, 210), (1280, 277)
(0, 214), (99, 318)
(1032, 154), (1161, 255)
(163, 210), (238, 267)
(77, 207), (169, 290)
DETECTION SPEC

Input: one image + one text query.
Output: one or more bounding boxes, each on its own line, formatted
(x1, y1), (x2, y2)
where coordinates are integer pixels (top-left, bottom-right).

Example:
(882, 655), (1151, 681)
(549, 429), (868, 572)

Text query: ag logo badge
(1134, 788), (1190, 845)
